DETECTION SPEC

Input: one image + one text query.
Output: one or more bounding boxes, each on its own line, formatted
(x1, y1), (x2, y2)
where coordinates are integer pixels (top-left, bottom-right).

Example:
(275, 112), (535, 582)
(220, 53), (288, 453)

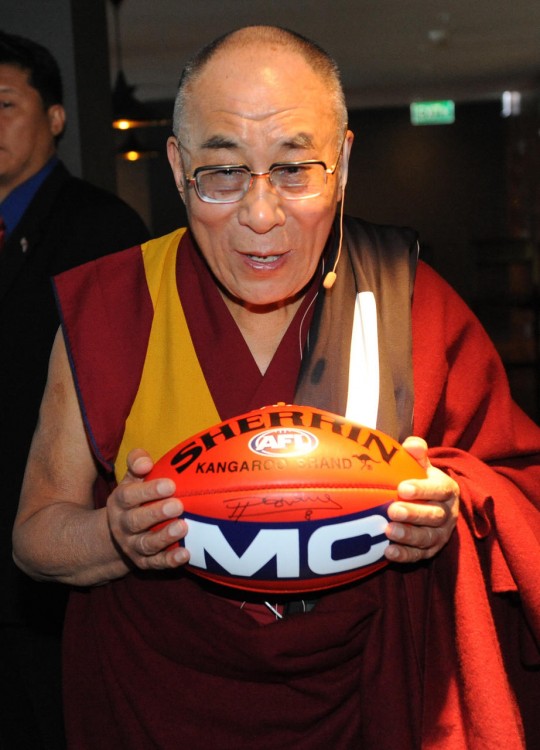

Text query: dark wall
(115, 121), (187, 237)
(344, 101), (540, 420)
(345, 101), (508, 301)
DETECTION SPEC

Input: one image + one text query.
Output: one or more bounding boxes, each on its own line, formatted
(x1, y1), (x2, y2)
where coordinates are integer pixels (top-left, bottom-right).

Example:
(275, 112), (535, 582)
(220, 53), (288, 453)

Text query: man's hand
(384, 437), (459, 563)
(107, 449), (190, 571)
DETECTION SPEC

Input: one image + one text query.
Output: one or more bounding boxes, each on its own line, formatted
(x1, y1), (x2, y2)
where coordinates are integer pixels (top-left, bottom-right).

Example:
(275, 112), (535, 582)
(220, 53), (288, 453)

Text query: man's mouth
(246, 254), (281, 263)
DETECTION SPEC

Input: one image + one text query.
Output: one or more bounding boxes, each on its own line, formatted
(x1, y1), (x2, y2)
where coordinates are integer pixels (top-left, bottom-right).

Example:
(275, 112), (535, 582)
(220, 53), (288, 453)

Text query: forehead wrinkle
(198, 131), (316, 152)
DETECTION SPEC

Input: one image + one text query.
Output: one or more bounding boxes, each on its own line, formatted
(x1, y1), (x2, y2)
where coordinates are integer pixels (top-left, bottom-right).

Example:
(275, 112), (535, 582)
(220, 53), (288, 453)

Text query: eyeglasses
(181, 132), (347, 204)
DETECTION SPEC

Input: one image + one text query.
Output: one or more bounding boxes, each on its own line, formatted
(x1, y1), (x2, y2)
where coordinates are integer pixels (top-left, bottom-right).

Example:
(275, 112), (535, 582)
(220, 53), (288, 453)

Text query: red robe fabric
(412, 261), (540, 748)
(54, 234), (540, 749)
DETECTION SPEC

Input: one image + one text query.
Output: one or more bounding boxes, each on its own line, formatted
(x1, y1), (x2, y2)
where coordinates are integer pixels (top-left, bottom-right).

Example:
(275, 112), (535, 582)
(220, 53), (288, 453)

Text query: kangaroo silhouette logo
(352, 453), (381, 470)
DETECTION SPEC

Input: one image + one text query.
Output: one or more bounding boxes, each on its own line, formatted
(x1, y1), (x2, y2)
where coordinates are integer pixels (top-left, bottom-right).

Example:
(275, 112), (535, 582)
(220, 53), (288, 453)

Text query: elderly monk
(13, 25), (540, 750)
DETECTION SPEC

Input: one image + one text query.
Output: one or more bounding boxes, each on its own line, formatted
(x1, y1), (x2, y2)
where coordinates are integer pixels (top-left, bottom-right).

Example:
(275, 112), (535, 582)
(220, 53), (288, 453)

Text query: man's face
(167, 44), (352, 310)
(0, 64), (64, 201)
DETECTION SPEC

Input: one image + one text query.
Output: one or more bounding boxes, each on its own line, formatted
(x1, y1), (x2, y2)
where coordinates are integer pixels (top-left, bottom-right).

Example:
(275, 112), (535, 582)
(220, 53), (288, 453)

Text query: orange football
(145, 404), (426, 594)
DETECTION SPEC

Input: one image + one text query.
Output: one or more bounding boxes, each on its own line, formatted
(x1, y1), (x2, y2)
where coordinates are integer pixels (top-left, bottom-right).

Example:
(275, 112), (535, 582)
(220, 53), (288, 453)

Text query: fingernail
(134, 456), (152, 472)
(162, 500), (181, 517)
(398, 483), (416, 498)
(157, 480), (175, 497)
(172, 547), (188, 564)
(385, 545), (400, 560)
(391, 504), (408, 521)
(167, 520), (184, 537)
(388, 523), (405, 540)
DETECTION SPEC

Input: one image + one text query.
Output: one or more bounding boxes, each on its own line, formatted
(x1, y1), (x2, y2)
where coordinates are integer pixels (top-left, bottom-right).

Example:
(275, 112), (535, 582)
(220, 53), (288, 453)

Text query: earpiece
(323, 186), (346, 290)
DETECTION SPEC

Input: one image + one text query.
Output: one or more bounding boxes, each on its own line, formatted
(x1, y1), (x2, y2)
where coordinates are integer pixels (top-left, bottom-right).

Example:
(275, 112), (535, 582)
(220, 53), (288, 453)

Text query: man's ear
(166, 136), (187, 203)
(338, 129), (354, 194)
(48, 104), (66, 139)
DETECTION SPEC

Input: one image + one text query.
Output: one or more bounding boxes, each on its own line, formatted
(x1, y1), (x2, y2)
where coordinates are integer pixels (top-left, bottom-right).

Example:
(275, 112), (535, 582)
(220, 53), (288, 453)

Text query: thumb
(401, 436), (430, 470)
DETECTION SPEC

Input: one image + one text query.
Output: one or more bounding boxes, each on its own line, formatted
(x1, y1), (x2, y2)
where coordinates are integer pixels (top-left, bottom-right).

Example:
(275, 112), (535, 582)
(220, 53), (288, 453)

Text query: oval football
(145, 404), (426, 594)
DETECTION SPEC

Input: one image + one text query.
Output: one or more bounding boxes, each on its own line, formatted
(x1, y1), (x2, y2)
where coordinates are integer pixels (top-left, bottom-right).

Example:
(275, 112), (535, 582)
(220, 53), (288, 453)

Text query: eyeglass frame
(177, 130), (348, 204)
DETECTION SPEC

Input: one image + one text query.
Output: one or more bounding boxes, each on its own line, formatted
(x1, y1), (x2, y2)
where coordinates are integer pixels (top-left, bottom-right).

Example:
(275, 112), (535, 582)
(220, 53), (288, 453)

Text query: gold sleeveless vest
(114, 229), (220, 482)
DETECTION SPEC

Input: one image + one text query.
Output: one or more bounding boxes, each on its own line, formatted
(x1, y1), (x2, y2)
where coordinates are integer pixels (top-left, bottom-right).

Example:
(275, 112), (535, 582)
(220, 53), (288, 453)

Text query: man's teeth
(248, 254), (280, 263)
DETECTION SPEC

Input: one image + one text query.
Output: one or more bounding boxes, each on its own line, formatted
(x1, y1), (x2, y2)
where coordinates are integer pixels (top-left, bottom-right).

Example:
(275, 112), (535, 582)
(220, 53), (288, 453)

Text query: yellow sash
(114, 229), (220, 482)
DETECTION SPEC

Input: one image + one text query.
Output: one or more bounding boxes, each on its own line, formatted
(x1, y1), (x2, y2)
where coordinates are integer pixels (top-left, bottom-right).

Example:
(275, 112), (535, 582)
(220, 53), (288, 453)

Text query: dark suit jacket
(0, 160), (150, 625)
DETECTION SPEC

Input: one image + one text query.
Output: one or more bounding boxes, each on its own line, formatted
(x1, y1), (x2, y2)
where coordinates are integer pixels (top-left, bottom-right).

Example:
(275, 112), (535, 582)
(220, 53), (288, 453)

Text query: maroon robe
(54, 223), (540, 749)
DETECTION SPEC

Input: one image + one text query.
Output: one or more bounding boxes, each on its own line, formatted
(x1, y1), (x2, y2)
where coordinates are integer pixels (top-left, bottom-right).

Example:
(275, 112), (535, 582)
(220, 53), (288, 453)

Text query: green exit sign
(410, 100), (455, 125)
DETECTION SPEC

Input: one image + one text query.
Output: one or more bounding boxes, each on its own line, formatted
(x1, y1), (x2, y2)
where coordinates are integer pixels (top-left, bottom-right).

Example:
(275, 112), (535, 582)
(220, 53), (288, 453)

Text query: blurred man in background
(0, 30), (149, 749)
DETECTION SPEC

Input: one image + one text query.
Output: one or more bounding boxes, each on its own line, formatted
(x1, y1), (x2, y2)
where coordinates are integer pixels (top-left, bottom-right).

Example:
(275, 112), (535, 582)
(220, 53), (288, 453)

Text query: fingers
(107, 449), (190, 571)
(114, 471), (176, 514)
(120, 448), (155, 482)
(400, 436), (429, 468)
(126, 504), (190, 570)
(384, 440), (460, 564)
(384, 503), (449, 563)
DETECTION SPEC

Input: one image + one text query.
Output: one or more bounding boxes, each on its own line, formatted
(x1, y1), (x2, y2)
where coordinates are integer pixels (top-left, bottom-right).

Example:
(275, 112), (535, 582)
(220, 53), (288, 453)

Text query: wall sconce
(116, 132), (159, 161)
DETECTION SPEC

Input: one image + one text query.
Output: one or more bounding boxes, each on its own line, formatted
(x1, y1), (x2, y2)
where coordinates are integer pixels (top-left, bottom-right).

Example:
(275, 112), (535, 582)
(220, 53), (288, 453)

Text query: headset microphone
(323, 185), (346, 290)
(323, 270), (337, 290)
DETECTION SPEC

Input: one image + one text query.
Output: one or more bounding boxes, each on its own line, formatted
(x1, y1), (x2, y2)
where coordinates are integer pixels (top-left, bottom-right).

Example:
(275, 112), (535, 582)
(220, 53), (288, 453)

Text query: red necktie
(0, 217), (5, 252)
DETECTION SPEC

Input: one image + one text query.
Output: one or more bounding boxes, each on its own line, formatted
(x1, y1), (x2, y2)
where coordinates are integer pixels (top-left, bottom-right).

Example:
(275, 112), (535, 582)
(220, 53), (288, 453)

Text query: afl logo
(249, 428), (319, 457)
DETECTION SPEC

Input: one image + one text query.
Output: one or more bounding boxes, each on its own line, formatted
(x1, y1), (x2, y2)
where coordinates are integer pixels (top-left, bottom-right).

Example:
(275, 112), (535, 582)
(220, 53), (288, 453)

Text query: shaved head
(172, 26), (348, 140)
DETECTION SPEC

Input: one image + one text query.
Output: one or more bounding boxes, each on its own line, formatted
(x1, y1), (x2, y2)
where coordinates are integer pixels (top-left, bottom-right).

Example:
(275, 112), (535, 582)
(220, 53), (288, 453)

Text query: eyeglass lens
(196, 163), (327, 202)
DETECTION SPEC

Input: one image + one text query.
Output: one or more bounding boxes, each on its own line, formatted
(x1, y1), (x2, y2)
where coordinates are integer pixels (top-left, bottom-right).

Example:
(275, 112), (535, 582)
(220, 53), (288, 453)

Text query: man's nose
(237, 175), (286, 233)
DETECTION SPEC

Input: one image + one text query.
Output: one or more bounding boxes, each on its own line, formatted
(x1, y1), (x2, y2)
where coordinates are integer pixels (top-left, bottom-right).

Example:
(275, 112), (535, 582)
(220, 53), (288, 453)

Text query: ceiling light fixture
(110, 0), (170, 130)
